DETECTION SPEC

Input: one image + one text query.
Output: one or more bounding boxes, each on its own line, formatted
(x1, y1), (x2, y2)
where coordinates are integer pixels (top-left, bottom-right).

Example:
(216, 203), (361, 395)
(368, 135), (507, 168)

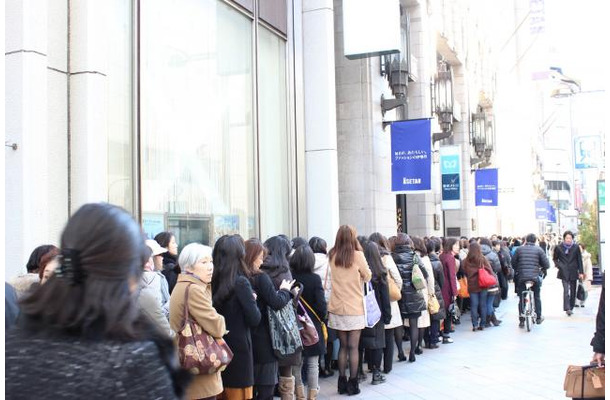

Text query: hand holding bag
(177, 284), (233, 375)
(564, 364), (605, 398)
(363, 282), (381, 328)
(478, 266), (497, 288)
(297, 301), (320, 346)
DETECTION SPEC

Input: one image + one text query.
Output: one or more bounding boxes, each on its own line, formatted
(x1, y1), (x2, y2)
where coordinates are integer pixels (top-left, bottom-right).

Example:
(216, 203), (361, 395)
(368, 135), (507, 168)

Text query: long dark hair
(262, 236), (291, 270)
(289, 245), (316, 274)
(328, 225), (362, 268)
(362, 240), (387, 285)
(20, 203), (149, 340)
(211, 235), (249, 306)
(442, 237), (458, 254)
(369, 232), (390, 256)
(464, 242), (490, 269)
(26, 245), (59, 273)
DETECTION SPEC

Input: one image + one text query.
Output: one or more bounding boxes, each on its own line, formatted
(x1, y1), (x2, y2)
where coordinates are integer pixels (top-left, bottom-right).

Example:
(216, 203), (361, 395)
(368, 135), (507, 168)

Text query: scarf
(562, 242), (574, 254)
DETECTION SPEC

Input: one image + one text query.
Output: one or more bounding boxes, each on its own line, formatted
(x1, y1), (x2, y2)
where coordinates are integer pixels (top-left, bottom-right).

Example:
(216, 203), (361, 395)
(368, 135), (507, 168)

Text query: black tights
(338, 330), (361, 379)
(394, 326), (404, 355)
(254, 385), (274, 400)
(407, 318), (418, 357)
(417, 327), (426, 348)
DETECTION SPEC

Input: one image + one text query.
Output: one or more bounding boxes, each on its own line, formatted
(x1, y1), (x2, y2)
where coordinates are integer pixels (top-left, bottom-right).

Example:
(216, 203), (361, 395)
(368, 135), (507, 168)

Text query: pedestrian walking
(553, 231), (584, 316)
(462, 242), (493, 331)
(212, 235), (262, 400)
(480, 238), (502, 326)
(245, 238), (294, 400)
(6, 203), (190, 399)
(327, 225), (372, 396)
(170, 243), (228, 400)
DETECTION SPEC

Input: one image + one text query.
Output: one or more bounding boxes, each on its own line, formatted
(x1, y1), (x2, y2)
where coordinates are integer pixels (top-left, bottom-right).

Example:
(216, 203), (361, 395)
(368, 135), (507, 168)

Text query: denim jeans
(294, 356), (319, 391)
(486, 291), (497, 316)
(469, 290), (488, 328)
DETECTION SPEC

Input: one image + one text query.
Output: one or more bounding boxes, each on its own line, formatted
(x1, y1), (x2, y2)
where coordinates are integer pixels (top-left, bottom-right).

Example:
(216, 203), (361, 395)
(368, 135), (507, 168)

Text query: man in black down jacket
(512, 233), (550, 327)
(553, 230), (584, 316)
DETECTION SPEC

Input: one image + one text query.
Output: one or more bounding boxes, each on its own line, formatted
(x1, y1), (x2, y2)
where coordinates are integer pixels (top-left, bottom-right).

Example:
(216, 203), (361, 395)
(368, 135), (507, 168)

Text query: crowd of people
(4, 202), (603, 399)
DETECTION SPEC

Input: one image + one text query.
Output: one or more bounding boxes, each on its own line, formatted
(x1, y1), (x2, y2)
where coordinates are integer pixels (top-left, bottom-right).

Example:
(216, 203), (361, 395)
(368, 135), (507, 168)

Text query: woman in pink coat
(439, 238), (459, 344)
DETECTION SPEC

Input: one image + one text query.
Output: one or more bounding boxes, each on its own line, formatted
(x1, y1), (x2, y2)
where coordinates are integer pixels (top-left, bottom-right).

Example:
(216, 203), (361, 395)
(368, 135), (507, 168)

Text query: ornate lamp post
(432, 60), (454, 141)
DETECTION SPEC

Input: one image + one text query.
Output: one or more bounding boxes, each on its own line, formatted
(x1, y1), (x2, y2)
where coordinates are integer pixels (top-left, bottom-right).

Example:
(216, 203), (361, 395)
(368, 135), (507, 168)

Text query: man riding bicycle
(511, 233), (550, 327)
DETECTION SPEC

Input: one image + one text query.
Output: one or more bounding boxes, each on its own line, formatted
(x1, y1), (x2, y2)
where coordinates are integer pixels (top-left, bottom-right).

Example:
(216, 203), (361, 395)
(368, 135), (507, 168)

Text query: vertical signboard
(535, 200), (548, 220)
(475, 168), (498, 206)
(574, 135), (602, 169)
(440, 145), (461, 210)
(391, 119), (432, 192)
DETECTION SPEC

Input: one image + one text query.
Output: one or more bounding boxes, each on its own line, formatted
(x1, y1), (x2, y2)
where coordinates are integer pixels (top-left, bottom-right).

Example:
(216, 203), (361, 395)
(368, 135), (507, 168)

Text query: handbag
(363, 282), (381, 328)
(177, 284), (233, 375)
(300, 298), (328, 343)
(268, 301), (303, 359)
(297, 301), (320, 346)
(427, 293), (440, 314)
(576, 279), (588, 302)
(457, 276), (469, 298)
(564, 364), (605, 398)
(387, 270), (402, 301)
(478, 266), (497, 288)
(411, 263), (426, 290)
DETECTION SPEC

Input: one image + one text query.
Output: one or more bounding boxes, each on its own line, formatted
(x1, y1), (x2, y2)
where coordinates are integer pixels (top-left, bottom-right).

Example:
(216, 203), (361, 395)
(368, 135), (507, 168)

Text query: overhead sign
(440, 145), (461, 210)
(574, 135), (602, 169)
(535, 200), (548, 220)
(343, 0), (401, 60)
(391, 119), (432, 192)
(475, 168), (498, 206)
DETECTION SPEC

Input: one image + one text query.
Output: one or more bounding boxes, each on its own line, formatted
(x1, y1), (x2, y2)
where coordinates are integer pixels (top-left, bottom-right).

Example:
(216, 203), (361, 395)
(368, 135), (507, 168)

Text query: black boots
(490, 313), (502, 326)
(347, 378), (360, 395)
(338, 376), (348, 394)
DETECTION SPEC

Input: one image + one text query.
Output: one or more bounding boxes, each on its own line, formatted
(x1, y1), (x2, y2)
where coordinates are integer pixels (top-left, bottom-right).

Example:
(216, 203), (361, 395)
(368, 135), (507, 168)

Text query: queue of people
(4, 203), (600, 399)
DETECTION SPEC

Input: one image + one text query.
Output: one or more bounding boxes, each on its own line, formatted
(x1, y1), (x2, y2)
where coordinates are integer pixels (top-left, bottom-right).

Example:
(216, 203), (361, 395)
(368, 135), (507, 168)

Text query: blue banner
(535, 200), (548, 220)
(391, 119), (431, 192)
(475, 168), (498, 206)
(547, 203), (556, 223)
(440, 145), (461, 210)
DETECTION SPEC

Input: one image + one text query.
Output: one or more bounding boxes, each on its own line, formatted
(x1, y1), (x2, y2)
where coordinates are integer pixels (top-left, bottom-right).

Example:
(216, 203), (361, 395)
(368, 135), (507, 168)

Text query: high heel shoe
(397, 353), (407, 362)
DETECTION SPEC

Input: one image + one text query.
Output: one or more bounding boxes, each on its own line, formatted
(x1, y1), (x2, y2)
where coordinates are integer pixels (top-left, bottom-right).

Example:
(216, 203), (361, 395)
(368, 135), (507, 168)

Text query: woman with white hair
(170, 243), (228, 400)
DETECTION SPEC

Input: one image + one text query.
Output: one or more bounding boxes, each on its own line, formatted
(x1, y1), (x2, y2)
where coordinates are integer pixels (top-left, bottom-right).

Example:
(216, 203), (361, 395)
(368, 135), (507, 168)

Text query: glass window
(140, 0), (257, 247)
(107, 0), (134, 213)
(258, 26), (291, 238)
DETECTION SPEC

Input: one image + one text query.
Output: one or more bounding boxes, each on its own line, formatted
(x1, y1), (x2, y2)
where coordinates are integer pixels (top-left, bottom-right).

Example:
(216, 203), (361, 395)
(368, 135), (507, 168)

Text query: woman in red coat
(439, 238), (459, 344)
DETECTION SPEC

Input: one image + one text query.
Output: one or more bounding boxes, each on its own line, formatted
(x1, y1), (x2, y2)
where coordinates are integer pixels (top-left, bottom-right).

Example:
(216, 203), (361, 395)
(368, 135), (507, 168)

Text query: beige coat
(170, 274), (227, 400)
(328, 250), (372, 316)
(382, 254), (403, 329)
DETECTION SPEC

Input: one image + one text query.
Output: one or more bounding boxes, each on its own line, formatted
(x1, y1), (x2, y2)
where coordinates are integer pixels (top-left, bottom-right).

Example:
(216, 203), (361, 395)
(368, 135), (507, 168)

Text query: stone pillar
(5, 0), (50, 279)
(302, 0), (341, 245)
(69, 0), (109, 212)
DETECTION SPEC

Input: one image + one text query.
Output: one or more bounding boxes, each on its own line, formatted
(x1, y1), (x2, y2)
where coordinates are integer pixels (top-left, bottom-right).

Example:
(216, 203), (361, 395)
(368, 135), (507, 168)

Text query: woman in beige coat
(170, 243), (227, 400)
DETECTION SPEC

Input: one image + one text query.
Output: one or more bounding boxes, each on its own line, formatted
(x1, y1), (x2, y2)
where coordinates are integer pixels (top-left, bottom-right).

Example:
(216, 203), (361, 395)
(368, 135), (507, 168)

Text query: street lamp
(433, 60), (454, 141)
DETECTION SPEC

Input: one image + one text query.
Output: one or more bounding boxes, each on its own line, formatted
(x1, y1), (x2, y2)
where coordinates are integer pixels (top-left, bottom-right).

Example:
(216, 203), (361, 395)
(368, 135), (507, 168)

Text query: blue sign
(547, 203), (556, 223)
(475, 168), (498, 206)
(440, 146), (461, 210)
(391, 119), (432, 192)
(442, 174), (460, 201)
(535, 200), (548, 220)
(574, 135), (601, 169)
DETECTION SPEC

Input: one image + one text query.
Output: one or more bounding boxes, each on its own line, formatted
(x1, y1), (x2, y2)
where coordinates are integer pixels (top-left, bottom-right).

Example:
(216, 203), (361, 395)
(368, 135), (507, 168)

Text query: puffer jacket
(428, 252), (446, 321)
(512, 243), (550, 283)
(392, 245), (427, 317)
(481, 244), (501, 292)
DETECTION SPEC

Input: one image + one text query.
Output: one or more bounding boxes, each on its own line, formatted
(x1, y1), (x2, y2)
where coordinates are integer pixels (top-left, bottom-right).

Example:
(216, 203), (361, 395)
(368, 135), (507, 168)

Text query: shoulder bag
(363, 282), (382, 328)
(427, 293), (440, 314)
(177, 284), (233, 375)
(268, 301), (303, 359)
(301, 297), (328, 343)
(296, 301), (320, 346)
(387, 270), (402, 301)
(411, 263), (426, 290)
(478, 266), (497, 288)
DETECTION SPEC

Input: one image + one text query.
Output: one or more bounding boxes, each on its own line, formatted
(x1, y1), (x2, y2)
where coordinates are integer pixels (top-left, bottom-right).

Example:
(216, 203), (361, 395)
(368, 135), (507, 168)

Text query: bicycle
(520, 280), (538, 332)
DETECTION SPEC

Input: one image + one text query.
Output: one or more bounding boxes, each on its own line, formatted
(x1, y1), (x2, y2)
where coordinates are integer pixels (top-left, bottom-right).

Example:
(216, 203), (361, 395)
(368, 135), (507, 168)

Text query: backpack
(267, 302), (303, 359)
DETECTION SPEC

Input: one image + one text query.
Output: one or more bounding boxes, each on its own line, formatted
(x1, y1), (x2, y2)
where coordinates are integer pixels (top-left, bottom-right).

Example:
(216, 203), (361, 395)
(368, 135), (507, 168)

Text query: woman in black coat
(154, 231), (181, 293)
(553, 231), (584, 316)
(261, 236), (302, 399)
(357, 238), (392, 385)
(291, 245), (327, 400)
(425, 237), (445, 349)
(392, 233), (427, 362)
(212, 235), (262, 400)
(245, 239), (294, 400)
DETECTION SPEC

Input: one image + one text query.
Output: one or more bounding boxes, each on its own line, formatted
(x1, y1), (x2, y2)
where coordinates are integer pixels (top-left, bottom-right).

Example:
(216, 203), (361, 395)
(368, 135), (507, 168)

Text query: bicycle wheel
(526, 292), (533, 332)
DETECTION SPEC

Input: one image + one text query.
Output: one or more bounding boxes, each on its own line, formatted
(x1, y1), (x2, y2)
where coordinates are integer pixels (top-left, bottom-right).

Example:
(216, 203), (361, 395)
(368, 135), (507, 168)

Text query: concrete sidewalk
(315, 271), (603, 399)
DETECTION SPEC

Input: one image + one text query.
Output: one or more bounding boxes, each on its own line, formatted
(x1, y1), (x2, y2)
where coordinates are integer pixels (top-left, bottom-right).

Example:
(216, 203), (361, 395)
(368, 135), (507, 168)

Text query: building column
(302, 0), (340, 245)
(5, 0), (50, 278)
(69, 0), (109, 212)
